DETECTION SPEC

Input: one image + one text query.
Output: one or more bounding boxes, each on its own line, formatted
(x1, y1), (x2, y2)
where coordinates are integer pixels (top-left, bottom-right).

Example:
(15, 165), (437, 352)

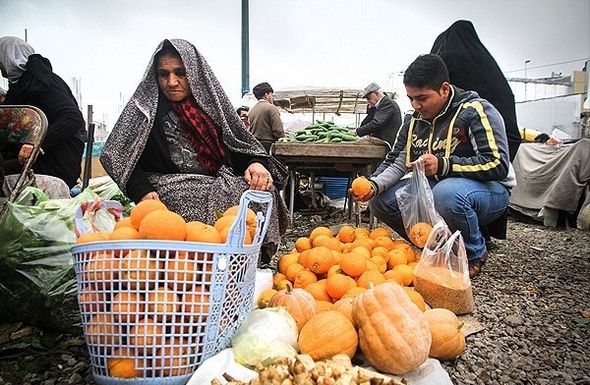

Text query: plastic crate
(72, 191), (273, 385)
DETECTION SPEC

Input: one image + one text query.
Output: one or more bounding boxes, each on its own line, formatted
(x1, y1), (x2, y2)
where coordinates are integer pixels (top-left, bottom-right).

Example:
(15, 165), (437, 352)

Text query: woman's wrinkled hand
(244, 162), (273, 191)
(18, 144), (34, 165)
(140, 191), (160, 201)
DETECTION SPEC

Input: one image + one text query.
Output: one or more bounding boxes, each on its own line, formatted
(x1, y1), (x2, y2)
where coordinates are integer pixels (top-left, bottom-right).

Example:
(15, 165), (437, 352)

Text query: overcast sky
(1, 0), (589, 127)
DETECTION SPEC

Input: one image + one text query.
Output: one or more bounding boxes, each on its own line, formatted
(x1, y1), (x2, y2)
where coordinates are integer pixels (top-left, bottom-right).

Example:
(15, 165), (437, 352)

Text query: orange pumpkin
(408, 222), (433, 248)
(268, 286), (317, 331)
(353, 283), (431, 375)
(423, 308), (466, 360)
(298, 311), (358, 360)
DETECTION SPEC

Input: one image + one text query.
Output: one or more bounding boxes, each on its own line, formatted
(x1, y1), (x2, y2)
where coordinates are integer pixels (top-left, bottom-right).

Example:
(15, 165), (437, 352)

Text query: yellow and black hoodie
(370, 85), (515, 194)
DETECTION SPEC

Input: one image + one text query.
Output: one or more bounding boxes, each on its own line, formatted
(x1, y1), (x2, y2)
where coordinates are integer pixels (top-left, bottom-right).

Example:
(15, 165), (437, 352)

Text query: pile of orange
(268, 224), (428, 320)
(76, 200), (259, 379)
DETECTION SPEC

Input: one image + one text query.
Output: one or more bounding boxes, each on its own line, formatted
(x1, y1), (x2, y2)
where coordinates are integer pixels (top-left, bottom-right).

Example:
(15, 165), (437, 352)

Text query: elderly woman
(100, 39), (289, 261)
(0, 36), (85, 188)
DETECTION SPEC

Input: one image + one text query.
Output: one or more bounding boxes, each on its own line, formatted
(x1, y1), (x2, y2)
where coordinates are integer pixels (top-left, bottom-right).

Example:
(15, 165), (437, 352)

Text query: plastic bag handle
(226, 190), (273, 247)
(74, 199), (124, 236)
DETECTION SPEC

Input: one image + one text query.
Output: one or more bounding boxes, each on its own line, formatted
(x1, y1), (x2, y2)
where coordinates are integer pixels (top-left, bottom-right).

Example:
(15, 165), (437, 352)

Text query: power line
(505, 57), (590, 73)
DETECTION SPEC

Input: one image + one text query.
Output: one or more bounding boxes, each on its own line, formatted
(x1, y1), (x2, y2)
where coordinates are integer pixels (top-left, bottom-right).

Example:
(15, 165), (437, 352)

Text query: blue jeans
(369, 177), (509, 261)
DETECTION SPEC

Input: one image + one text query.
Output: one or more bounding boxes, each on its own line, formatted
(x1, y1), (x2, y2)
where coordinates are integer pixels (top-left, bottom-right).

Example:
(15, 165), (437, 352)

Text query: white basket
(72, 191), (273, 385)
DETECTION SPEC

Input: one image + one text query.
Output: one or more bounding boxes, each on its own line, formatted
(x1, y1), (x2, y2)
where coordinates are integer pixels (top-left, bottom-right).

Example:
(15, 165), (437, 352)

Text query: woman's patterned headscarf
(101, 39), (287, 193)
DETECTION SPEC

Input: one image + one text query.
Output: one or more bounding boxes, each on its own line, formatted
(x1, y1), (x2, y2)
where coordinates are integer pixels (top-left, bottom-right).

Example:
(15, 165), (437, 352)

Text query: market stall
(272, 136), (389, 222)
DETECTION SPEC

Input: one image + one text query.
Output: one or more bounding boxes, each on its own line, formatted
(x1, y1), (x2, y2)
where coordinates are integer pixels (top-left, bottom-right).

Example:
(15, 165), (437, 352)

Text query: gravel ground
(0, 210), (588, 385)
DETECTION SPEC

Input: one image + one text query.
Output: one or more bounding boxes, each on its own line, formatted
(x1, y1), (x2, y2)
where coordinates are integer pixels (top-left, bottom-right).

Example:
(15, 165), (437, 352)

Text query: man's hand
(348, 186), (375, 202)
(244, 162), (273, 191)
(140, 191), (160, 201)
(408, 154), (439, 177)
(18, 144), (34, 165)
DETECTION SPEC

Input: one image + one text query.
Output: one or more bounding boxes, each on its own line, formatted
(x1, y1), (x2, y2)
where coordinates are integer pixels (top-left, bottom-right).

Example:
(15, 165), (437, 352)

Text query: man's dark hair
(236, 106), (249, 115)
(253, 82), (274, 99)
(403, 54), (450, 90)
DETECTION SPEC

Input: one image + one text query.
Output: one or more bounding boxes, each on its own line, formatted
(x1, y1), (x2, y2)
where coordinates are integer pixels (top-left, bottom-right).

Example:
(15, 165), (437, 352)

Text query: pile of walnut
(211, 354), (404, 385)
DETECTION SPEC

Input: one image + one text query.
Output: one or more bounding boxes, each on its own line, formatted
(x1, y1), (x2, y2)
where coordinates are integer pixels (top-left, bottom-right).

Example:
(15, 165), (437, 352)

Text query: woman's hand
(140, 191), (160, 201)
(18, 144), (34, 165)
(244, 162), (273, 191)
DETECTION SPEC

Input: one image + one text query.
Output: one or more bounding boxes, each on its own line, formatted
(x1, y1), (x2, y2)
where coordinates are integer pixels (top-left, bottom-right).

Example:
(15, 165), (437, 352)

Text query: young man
(358, 54), (515, 278)
(356, 82), (402, 148)
(248, 82), (285, 152)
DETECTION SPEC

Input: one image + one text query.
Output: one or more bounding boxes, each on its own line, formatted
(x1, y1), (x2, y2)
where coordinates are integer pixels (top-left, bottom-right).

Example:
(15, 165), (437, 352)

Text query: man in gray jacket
(356, 82), (402, 148)
(248, 82), (285, 152)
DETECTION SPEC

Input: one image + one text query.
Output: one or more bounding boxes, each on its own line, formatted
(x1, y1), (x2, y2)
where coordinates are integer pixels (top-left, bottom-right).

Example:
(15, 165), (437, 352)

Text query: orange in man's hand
(351, 177), (372, 197)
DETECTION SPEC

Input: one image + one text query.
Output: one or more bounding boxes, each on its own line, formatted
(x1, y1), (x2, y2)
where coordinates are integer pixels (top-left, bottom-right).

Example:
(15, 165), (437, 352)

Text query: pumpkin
(423, 308), (466, 360)
(353, 282), (431, 375)
(268, 286), (317, 330)
(332, 297), (354, 324)
(298, 311), (358, 360)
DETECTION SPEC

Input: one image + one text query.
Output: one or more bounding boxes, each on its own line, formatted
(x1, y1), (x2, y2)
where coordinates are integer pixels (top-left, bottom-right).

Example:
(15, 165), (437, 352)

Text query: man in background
(248, 82), (284, 152)
(356, 82), (402, 148)
(236, 105), (250, 129)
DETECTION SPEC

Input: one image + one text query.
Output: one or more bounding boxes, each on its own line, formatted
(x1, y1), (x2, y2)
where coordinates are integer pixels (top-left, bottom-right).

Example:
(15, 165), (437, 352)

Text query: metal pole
(82, 105), (95, 190)
(24, 29), (28, 42)
(241, 0), (250, 96)
(524, 59), (531, 100)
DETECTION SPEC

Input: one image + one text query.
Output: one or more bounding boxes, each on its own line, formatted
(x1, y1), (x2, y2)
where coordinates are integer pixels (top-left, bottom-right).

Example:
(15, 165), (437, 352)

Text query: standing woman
(100, 39), (289, 261)
(0, 36), (85, 188)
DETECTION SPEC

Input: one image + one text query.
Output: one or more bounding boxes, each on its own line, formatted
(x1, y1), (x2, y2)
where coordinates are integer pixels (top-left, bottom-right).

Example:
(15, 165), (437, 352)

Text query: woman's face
(157, 55), (190, 102)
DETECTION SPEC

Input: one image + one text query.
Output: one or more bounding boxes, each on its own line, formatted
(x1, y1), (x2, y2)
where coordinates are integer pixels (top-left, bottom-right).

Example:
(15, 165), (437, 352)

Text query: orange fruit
(109, 227), (141, 241)
(316, 300), (334, 312)
(304, 279), (331, 302)
(130, 200), (168, 230)
(295, 237), (312, 252)
(351, 246), (371, 260)
(403, 287), (426, 311)
(273, 272), (288, 288)
(76, 232), (110, 244)
(370, 255), (387, 273)
(313, 235), (342, 251)
(339, 252), (367, 278)
(285, 263), (306, 282)
(138, 210), (186, 241)
(384, 269), (405, 286)
(392, 243), (416, 263)
(294, 269), (318, 288)
(392, 264), (414, 286)
(182, 287), (210, 318)
(186, 221), (222, 243)
(341, 286), (367, 298)
(373, 236), (395, 250)
(337, 225), (356, 243)
(85, 251), (120, 288)
(309, 226), (333, 242)
(325, 273), (357, 300)
(85, 313), (120, 347)
(111, 292), (145, 323)
(351, 177), (372, 197)
(369, 227), (392, 240)
(351, 237), (374, 251)
(356, 270), (386, 289)
(107, 347), (142, 378)
(128, 318), (164, 350)
(257, 288), (278, 308)
(113, 217), (133, 230)
(166, 251), (198, 290)
(278, 253), (300, 274)
(219, 225), (253, 244)
(154, 339), (191, 376)
(408, 222), (433, 248)
(147, 287), (181, 320)
(327, 264), (343, 277)
(214, 215), (237, 232)
(354, 227), (371, 239)
(222, 206), (257, 227)
(78, 286), (106, 313)
(120, 250), (160, 290)
(387, 248), (409, 269)
(371, 246), (390, 259)
(306, 246), (335, 275)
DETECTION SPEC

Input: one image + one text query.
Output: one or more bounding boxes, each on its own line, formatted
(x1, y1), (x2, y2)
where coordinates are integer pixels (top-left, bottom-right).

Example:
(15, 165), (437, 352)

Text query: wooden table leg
(289, 169), (296, 224)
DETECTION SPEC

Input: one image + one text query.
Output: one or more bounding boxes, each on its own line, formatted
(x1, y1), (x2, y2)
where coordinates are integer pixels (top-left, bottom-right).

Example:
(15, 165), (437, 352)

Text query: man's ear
(439, 82), (451, 98)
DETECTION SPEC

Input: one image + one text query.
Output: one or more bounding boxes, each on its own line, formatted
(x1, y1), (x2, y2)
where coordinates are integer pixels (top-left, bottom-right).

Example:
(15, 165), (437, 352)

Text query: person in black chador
(0, 36), (85, 188)
(431, 20), (521, 161)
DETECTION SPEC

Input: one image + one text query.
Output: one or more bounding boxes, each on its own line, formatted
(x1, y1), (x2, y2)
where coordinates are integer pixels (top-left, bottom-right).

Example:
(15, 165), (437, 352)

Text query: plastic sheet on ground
(0, 187), (118, 332)
(188, 348), (453, 385)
